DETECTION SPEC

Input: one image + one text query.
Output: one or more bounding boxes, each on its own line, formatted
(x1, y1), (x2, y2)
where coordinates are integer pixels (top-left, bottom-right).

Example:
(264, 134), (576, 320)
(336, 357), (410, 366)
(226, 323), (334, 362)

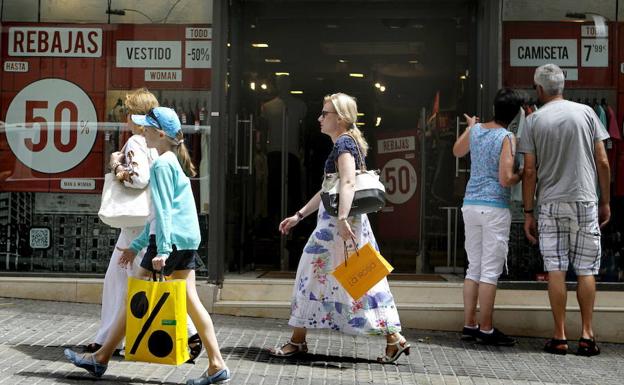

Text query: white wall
(2, 0), (213, 23)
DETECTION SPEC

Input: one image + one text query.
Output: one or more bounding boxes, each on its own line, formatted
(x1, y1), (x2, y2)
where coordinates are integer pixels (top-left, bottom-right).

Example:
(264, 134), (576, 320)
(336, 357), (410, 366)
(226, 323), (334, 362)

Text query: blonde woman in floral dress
(271, 93), (410, 364)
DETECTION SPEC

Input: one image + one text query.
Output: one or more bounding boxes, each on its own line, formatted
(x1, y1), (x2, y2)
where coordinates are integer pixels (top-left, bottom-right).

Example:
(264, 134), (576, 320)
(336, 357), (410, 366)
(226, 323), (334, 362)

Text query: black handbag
(320, 134), (386, 217)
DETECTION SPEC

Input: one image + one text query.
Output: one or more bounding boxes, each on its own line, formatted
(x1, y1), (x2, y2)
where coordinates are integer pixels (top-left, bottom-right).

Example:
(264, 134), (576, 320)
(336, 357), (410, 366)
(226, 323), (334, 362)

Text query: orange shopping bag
(332, 242), (394, 300)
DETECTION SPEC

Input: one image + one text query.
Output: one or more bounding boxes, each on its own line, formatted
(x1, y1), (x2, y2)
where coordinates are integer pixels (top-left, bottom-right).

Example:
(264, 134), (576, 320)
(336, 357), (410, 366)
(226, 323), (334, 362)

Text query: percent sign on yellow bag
(125, 275), (189, 365)
(332, 242), (394, 301)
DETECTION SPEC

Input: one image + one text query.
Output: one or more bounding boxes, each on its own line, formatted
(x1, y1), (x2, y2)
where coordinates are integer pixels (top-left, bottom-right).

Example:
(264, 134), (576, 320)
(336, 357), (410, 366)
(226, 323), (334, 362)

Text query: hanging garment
(605, 106), (621, 173)
(606, 106), (621, 140)
(594, 104), (608, 131)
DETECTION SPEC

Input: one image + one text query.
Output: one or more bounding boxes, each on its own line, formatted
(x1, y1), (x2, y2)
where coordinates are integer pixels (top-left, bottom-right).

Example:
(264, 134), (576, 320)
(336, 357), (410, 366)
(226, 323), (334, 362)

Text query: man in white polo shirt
(519, 64), (610, 356)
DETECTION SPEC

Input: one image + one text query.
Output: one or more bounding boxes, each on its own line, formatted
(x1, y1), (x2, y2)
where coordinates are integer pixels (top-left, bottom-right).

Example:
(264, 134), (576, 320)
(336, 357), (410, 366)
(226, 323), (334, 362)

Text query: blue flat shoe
(64, 348), (107, 378)
(186, 367), (231, 384)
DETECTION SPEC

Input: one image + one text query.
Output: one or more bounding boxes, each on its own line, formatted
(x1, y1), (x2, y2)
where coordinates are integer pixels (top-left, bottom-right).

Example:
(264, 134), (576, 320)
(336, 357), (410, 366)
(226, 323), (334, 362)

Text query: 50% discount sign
(4, 79), (98, 174)
(185, 40), (212, 69)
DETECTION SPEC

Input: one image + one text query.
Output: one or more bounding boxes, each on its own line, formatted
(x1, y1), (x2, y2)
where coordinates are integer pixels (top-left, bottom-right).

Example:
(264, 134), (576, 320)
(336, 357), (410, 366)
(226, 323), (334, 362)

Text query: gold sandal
(269, 340), (308, 357)
(377, 337), (411, 364)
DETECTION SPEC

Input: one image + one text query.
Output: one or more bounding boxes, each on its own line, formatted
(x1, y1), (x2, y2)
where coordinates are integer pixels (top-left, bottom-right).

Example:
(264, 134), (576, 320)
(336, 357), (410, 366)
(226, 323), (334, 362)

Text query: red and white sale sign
(5, 79), (98, 174)
(0, 23), (106, 193)
(503, 21), (615, 88)
(375, 131), (420, 240)
(0, 23), (212, 192)
(109, 25), (211, 90)
(7, 26), (102, 57)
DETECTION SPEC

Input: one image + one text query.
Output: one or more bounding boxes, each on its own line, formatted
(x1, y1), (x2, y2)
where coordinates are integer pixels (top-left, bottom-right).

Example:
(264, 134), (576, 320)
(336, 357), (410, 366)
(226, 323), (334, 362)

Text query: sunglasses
(147, 108), (162, 129)
(320, 110), (337, 118)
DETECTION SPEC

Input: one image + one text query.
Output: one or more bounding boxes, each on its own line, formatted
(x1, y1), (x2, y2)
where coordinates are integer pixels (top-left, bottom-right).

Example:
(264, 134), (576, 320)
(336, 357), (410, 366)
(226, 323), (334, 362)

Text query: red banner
(109, 24), (211, 90)
(503, 21), (615, 88)
(0, 23), (106, 193)
(375, 130), (420, 240)
(0, 23), (212, 193)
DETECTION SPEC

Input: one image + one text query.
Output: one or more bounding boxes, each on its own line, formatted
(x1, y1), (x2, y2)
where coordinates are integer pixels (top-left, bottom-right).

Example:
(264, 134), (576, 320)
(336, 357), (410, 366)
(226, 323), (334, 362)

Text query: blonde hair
(324, 93), (369, 155)
(172, 131), (197, 177)
(124, 88), (159, 115)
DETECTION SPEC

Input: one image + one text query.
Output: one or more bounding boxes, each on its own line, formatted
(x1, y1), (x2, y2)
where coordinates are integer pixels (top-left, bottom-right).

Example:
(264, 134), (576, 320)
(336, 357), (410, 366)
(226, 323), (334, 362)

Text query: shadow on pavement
(12, 345), (180, 384)
(221, 346), (382, 370)
(12, 344), (126, 363)
(15, 371), (181, 384)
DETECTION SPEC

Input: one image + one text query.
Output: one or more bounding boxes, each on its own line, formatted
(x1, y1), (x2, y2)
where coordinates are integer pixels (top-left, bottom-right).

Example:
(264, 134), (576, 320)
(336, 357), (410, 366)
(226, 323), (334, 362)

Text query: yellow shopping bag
(125, 273), (189, 365)
(332, 242), (394, 301)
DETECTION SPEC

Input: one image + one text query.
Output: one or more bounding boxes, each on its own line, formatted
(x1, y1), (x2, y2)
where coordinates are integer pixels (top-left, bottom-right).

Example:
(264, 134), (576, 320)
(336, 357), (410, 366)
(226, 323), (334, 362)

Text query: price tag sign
(185, 40), (212, 69)
(581, 38), (608, 67)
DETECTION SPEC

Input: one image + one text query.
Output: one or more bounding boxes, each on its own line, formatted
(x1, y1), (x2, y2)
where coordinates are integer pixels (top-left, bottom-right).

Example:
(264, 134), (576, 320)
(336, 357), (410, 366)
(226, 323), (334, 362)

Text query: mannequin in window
(260, 76), (307, 226)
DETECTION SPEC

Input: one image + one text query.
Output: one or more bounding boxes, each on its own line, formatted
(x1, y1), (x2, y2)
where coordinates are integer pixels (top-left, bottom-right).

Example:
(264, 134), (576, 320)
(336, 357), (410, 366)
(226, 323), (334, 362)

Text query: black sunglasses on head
(147, 109), (162, 129)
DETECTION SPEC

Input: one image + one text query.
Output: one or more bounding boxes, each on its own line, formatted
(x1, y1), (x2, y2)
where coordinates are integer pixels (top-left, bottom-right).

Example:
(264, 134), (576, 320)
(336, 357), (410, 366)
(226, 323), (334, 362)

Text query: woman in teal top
(453, 88), (522, 347)
(128, 149), (201, 267)
(64, 107), (231, 385)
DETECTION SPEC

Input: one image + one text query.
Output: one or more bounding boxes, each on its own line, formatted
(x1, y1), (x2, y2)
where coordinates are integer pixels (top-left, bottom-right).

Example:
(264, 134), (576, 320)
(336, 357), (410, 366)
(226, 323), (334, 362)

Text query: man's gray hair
(534, 64), (565, 96)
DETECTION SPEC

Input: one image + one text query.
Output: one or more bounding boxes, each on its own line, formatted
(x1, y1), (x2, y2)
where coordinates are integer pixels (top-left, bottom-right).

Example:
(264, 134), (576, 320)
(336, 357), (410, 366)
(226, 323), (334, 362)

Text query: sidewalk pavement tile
(0, 298), (623, 384)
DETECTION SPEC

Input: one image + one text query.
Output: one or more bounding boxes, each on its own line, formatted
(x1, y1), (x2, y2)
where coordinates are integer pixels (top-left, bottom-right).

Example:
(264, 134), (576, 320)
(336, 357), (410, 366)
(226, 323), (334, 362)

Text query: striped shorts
(537, 201), (601, 276)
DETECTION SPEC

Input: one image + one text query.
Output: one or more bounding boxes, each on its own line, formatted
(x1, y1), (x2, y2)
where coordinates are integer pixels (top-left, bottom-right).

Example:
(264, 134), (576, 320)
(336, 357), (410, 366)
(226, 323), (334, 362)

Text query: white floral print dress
(288, 135), (402, 336)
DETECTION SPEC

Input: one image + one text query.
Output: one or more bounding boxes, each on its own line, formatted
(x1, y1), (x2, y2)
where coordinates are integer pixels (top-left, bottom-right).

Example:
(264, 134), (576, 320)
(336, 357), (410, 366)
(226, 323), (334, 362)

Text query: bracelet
(296, 211), (304, 220)
(523, 208), (534, 214)
(338, 217), (348, 221)
(111, 162), (122, 172)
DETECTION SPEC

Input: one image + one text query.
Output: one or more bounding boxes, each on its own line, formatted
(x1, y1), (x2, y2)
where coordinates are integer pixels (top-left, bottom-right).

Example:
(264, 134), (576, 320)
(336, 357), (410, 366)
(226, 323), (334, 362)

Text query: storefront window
(221, 0), (623, 284)
(501, 0), (623, 282)
(0, 1), (213, 275)
(225, 0), (478, 277)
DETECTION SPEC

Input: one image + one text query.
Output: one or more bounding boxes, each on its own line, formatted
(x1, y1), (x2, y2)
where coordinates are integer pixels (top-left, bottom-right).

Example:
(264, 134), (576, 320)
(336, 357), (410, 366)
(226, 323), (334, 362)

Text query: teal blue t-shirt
(129, 151), (200, 257)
